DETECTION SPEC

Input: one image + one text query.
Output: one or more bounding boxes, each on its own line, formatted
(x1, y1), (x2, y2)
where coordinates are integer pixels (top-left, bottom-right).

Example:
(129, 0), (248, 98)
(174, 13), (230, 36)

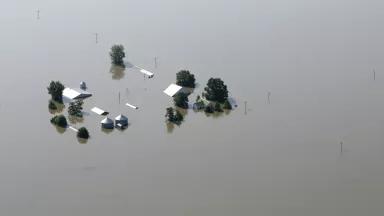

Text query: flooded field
(1, 0), (384, 215)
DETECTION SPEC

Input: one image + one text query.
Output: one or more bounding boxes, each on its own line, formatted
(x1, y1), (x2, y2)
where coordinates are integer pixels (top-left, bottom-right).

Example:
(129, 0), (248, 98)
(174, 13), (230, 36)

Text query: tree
(214, 103), (223, 112)
(175, 110), (184, 122)
(176, 70), (196, 88)
(50, 115), (67, 128)
(223, 99), (232, 110)
(165, 107), (183, 124)
(77, 127), (90, 139)
(49, 100), (57, 110)
(204, 103), (214, 113)
(203, 78), (228, 103)
(47, 81), (65, 103)
(173, 92), (189, 109)
(166, 107), (175, 122)
(68, 100), (83, 117)
(110, 44), (125, 66)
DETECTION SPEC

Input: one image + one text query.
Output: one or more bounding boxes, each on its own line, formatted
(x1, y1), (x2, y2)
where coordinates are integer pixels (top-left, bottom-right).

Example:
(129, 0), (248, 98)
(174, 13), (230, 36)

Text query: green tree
(214, 103), (223, 112)
(49, 100), (57, 110)
(204, 103), (214, 113)
(68, 100), (83, 117)
(50, 115), (68, 128)
(166, 107), (175, 122)
(77, 127), (90, 139)
(173, 92), (189, 109)
(110, 44), (125, 66)
(223, 99), (232, 110)
(175, 110), (184, 122)
(203, 78), (228, 103)
(47, 81), (65, 103)
(165, 107), (183, 124)
(176, 70), (196, 88)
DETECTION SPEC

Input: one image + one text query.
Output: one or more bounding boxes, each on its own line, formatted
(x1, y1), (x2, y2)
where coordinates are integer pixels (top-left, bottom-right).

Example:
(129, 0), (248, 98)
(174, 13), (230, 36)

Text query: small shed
(80, 81), (87, 90)
(115, 114), (128, 128)
(163, 84), (183, 97)
(101, 117), (114, 129)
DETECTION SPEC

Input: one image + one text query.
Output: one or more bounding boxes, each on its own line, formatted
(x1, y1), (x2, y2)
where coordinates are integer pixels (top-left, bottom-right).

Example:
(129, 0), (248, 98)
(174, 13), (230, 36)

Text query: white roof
(63, 88), (92, 100)
(101, 117), (113, 124)
(125, 103), (138, 109)
(115, 114), (128, 121)
(163, 84), (183, 97)
(91, 107), (108, 115)
(140, 69), (154, 78)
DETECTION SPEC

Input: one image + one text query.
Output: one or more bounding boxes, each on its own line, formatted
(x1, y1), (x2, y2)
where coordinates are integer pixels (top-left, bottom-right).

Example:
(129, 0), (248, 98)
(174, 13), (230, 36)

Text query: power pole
(267, 91), (271, 104)
(244, 101), (247, 115)
(340, 141), (343, 153)
(36, 9), (40, 19)
(154, 57), (158, 68)
(373, 69), (376, 81)
(94, 33), (98, 44)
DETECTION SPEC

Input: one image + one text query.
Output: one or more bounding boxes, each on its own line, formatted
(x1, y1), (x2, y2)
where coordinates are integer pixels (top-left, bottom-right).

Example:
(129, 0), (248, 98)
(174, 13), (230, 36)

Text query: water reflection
(48, 100), (65, 114)
(77, 137), (88, 144)
(101, 127), (113, 134)
(68, 115), (84, 124)
(110, 65), (125, 80)
(166, 122), (175, 133)
(52, 125), (66, 134)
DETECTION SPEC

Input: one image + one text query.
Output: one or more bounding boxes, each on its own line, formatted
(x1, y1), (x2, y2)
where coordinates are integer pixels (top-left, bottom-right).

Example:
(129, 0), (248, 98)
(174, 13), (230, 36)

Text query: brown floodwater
(1, 0), (384, 215)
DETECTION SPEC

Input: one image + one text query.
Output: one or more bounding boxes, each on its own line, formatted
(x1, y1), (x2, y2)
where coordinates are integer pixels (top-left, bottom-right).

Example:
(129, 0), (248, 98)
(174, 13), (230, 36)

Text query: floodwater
(1, 0), (384, 215)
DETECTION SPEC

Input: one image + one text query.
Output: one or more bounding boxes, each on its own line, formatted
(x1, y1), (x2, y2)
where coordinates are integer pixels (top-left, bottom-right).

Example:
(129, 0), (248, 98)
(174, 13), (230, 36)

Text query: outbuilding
(115, 114), (128, 129)
(101, 117), (114, 129)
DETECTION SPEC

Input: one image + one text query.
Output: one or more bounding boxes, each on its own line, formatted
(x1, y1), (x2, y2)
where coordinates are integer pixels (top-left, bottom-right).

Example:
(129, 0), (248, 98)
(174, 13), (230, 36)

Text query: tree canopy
(176, 70), (196, 88)
(68, 100), (83, 117)
(110, 44), (126, 66)
(165, 107), (184, 124)
(50, 115), (68, 128)
(47, 81), (65, 103)
(77, 127), (90, 139)
(203, 78), (228, 103)
(173, 92), (189, 109)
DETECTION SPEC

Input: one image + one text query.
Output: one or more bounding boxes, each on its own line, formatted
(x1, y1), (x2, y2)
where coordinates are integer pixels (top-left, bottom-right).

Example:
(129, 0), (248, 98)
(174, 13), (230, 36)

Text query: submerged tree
(223, 99), (232, 110)
(214, 103), (223, 112)
(203, 78), (228, 103)
(47, 81), (65, 103)
(176, 70), (196, 88)
(173, 92), (189, 109)
(165, 107), (183, 124)
(49, 100), (57, 110)
(68, 100), (83, 117)
(77, 127), (90, 139)
(110, 44), (126, 67)
(204, 103), (214, 114)
(50, 115), (68, 128)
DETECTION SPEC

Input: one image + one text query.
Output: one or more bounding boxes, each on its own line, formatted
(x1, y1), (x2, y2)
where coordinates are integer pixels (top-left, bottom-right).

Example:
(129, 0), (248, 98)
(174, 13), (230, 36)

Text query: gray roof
(101, 117), (113, 124)
(115, 114), (128, 121)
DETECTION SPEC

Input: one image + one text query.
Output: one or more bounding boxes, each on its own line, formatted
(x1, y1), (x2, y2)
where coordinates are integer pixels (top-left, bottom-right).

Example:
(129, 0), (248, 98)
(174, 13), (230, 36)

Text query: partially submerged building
(163, 83), (183, 97)
(63, 88), (92, 100)
(115, 114), (128, 129)
(101, 117), (114, 129)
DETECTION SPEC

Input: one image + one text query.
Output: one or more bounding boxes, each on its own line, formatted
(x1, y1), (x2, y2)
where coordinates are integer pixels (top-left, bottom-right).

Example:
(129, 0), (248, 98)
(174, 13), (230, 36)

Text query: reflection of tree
(54, 125), (66, 134)
(101, 127), (113, 134)
(77, 137), (88, 144)
(68, 115), (84, 124)
(166, 122), (175, 133)
(110, 65), (125, 80)
(48, 100), (65, 114)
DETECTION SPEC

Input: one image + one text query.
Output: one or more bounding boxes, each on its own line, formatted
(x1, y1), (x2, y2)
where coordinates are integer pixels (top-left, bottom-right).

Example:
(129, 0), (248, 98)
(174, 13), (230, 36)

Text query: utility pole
(244, 101), (247, 115)
(154, 57), (158, 68)
(94, 33), (98, 44)
(340, 141), (343, 153)
(36, 9), (40, 19)
(373, 69), (376, 81)
(118, 92), (121, 104)
(267, 92), (271, 104)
